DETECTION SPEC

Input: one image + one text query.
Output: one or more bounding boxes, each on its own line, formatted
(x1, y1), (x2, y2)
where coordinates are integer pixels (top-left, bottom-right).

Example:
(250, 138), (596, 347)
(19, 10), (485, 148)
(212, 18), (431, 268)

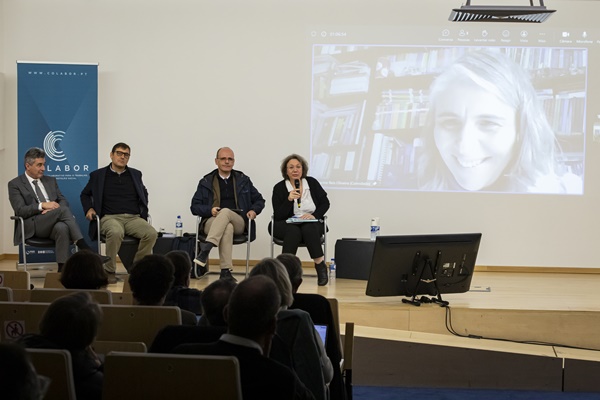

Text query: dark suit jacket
(174, 340), (315, 400)
(291, 293), (346, 400)
(7, 174), (69, 245)
(80, 164), (149, 240)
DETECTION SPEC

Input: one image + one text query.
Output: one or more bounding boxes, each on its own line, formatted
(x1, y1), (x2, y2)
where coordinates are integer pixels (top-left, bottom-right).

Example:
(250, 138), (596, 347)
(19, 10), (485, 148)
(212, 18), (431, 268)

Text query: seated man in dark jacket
(190, 147), (265, 280)
(175, 275), (314, 400)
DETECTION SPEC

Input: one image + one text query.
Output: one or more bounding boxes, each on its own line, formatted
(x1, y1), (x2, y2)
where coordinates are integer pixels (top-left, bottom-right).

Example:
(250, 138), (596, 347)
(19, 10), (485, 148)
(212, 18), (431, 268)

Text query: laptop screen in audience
(315, 324), (328, 345)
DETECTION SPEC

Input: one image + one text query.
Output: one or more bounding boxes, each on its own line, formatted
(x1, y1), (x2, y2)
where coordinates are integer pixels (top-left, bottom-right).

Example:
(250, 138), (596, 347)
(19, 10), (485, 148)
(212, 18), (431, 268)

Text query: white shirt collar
(220, 333), (263, 355)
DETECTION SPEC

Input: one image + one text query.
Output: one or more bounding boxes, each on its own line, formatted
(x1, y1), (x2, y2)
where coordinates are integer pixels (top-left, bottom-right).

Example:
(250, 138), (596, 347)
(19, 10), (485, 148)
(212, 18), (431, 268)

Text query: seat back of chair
(92, 340), (147, 355)
(327, 298), (354, 399)
(96, 305), (182, 346)
(0, 302), (48, 342)
(0, 270), (31, 290)
(43, 272), (64, 288)
(0, 287), (13, 302)
(149, 325), (226, 353)
(327, 298), (344, 357)
(30, 288), (113, 304)
(27, 348), (77, 400)
(112, 291), (133, 305)
(102, 352), (242, 400)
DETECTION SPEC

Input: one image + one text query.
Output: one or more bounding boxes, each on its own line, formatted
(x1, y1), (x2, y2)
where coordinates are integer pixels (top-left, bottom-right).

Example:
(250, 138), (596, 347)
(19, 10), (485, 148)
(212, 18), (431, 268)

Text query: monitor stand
(401, 257), (449, 307)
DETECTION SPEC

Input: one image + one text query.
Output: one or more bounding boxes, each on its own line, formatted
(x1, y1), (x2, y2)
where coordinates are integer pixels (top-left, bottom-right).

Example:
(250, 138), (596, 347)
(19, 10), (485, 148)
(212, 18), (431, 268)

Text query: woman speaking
(271, 154), (330, 286)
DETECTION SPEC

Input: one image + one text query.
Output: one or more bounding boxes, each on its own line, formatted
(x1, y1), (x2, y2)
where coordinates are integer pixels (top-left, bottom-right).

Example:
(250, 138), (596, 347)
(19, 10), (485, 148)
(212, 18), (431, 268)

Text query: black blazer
(80, 164), (149, 240)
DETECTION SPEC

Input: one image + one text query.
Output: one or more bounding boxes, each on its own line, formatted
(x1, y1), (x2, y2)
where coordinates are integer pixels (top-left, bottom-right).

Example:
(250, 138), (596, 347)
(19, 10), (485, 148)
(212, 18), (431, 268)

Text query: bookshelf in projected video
(310, 45), (586, 192)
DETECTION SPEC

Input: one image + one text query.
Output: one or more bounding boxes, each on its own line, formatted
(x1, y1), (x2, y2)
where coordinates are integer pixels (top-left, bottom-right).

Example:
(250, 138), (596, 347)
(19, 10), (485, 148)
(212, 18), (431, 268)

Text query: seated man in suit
(81, 142), (157, 282)
(190, 146), (265, 280)
(8, 147), (105, 272)
(175, 275), (315, 400)
(128, 254), (198, 326)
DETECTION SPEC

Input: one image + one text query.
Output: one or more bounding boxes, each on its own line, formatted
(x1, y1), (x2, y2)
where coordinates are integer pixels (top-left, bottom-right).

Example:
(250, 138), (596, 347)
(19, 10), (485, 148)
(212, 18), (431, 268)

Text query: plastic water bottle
(329, 258), (336, 280)
(175, 215), (183, 237)
(370, 217), (380, 241)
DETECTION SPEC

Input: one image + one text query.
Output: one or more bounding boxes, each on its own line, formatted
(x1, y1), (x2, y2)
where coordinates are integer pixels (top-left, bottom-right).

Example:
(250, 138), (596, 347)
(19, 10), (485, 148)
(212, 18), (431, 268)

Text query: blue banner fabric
(16, 62), (98, 262)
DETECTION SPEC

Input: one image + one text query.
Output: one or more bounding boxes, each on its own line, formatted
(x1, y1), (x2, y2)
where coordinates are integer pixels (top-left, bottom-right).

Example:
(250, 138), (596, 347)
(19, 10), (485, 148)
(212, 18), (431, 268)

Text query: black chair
(94, 214), (152, 273)
(269, 215), (328, 261)
(11, 216), (61, 271)
(193, 216), (252, 279)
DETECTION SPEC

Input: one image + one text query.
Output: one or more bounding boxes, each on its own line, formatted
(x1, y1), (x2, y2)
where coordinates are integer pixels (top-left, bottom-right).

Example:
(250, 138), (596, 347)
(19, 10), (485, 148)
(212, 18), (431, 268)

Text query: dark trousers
(33, 207), (83, 263)
(272, 220), (324, 259)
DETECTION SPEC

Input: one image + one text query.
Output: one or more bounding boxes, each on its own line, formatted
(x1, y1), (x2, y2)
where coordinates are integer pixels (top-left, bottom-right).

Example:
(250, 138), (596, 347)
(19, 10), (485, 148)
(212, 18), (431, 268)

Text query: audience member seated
(175, 275), (315, 400)
(277, 253), (303, 293)
(128, 254), (197, 326)
(198, 278), (237, 327)
(19, 292), (104, 400)
(164, 250), (203, 315)
(277, 253), (346, 400)
(250, 258), (333, 400)
(60, 250), (109, 290)
(0, 342), (46, 400)
(149, 276), (235, 353)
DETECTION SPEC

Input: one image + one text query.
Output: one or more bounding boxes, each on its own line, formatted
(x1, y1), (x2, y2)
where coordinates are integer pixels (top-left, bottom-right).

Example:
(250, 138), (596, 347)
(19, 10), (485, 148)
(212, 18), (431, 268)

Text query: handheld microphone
(294, 179), (301, 208)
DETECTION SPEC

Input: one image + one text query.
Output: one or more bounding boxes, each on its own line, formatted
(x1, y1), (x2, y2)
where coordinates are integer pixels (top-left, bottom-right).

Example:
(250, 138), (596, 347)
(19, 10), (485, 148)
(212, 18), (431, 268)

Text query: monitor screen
(365, 233), (482, 301)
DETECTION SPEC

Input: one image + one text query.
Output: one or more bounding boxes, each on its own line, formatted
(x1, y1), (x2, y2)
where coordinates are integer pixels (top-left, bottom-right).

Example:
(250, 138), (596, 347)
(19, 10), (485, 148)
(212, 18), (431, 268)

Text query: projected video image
(310, 45), (586, 194)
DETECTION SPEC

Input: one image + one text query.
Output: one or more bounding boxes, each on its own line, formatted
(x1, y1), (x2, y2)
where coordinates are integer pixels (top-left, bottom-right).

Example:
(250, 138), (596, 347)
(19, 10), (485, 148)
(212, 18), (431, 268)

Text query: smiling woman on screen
(418, 49), (582, 194)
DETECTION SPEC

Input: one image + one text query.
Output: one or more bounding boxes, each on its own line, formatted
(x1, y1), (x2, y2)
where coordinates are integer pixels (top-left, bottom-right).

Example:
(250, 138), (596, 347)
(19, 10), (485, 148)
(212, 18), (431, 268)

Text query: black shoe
(191, 263), (208, 279)
(315, 261), (328, 286)
(219, 268), (237, 282)
(106, 273), (118, 285)
(194, 242), (213, 267)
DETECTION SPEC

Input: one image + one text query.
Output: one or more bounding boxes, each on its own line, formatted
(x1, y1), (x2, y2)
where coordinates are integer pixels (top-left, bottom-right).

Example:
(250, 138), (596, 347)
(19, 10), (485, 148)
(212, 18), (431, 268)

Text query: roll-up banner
(16, 61), (98, 263)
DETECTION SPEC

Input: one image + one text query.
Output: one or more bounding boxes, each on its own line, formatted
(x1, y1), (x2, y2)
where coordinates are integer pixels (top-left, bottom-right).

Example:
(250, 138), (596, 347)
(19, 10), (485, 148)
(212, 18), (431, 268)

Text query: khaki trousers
(203, 208), (245, 269)
(101, 214), (158, 273)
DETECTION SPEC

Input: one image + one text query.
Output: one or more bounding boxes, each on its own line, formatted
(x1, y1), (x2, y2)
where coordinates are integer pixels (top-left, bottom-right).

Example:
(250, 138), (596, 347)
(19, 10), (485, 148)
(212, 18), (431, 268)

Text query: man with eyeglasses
(81, 142), (157, 282)
(191, 147), (265, 280)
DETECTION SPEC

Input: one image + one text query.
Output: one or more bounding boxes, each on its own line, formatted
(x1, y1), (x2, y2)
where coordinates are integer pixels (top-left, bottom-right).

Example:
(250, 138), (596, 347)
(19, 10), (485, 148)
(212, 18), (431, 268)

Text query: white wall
(1, 0), (599, 268)
(1, 0), (6, 252)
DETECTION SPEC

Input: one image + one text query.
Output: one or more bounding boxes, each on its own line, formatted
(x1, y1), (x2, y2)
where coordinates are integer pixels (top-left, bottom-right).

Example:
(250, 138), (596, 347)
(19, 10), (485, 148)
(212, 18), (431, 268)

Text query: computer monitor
(365, 233), (482, 306)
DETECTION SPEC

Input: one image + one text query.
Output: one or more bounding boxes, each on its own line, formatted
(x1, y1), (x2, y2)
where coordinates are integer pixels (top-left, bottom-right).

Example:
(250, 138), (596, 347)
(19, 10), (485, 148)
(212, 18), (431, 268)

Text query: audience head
(129, 255), (175, 306)
(0, 343), (45, 400)
(39, 292), (102, 352)
(225, 275), (281, 343)
(165, 250), (192, 287)
(200, 278), (237, 327)
(249, 257), (293, 308)
(60, 250), (109, 289)
(280, 153), (309, 180)
(276, 253), (303, 293)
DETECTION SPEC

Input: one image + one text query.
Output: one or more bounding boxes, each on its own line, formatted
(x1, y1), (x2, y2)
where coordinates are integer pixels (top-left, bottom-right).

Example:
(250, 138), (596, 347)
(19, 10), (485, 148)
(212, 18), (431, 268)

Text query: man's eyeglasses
(115, 151), (130, 158)
(218, 157), (234, 162)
